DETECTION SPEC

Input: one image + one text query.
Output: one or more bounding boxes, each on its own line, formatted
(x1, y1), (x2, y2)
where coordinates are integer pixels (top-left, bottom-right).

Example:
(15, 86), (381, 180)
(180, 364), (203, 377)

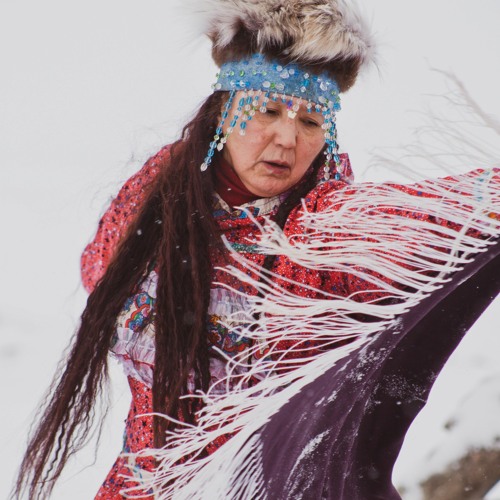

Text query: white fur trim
(190, 0), (375, 67)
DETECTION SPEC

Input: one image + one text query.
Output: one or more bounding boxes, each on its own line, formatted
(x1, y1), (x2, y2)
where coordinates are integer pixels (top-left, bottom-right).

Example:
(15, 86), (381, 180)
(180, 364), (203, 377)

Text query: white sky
(1, 1), (499, 498)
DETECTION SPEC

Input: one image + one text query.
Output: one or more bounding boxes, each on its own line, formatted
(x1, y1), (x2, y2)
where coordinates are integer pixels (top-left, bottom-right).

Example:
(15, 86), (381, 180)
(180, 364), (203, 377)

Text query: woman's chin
(248, 184), (288, 198)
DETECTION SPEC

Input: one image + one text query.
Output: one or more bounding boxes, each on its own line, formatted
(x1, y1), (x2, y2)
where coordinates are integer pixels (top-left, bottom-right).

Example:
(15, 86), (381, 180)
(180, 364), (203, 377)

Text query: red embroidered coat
(81, 146), (498, 498)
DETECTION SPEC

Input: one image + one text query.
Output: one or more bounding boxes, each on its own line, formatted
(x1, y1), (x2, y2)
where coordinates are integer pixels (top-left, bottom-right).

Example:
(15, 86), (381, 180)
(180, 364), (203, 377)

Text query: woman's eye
(303, 118), (320, 127)
(265, 107), (280, 116)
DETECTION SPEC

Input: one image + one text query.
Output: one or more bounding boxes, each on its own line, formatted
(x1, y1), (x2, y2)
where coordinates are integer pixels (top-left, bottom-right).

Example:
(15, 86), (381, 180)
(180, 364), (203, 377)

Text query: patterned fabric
(81, 148), (353, 294)
(80, 146), (166, 294)
(111, 269), (252, 392)
(83, 148), (355, 498)
(82, 146), (497, 498)
(95, 377), (155, 499)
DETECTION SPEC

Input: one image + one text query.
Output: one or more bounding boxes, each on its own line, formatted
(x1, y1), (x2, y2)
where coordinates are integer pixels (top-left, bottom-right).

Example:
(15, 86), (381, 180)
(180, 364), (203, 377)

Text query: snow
(486, 481), (500, 500)
(1, 0), (499, 498)
(393, 307), (500, 498)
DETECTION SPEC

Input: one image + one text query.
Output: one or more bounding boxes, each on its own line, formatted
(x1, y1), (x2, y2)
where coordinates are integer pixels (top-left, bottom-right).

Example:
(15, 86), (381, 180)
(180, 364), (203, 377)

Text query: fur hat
(198, 0), (375, 92)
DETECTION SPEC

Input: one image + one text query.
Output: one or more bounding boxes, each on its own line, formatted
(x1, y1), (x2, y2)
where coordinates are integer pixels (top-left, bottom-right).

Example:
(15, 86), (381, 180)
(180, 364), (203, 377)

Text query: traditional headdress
(198, 0), (376, 180)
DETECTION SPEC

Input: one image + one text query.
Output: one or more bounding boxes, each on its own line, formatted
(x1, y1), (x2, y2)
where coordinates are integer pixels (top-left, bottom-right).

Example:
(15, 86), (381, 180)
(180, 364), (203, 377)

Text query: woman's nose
(273, 117), (298, 148)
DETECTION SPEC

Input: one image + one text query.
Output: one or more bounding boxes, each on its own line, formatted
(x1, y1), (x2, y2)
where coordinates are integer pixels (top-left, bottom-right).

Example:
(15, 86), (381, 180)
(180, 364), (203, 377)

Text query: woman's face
(221, 92), (326, 198)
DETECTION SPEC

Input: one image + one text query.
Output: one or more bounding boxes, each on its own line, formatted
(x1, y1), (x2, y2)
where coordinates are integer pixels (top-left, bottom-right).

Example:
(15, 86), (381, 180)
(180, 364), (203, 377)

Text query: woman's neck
(214, 157), (260, 208)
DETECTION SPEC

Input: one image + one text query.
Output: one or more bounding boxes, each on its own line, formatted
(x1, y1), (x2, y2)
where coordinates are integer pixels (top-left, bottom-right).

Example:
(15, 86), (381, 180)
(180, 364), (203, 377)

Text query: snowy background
(1, 0), (499, 498)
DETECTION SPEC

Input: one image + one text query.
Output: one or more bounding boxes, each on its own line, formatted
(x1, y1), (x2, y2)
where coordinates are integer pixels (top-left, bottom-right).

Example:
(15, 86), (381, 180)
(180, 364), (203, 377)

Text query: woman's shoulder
(300, 161), (499, 213)
(80, 144), (171, 293)
(286, 164), (499, 238)
(282, 160), (499, 240)
(293, 152), (355, 214)
(117, 144), (170, 198)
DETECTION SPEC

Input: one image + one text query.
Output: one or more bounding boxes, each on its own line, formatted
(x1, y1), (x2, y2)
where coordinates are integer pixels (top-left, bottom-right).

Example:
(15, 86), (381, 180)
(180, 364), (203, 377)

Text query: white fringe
(121, 164), (500, 499)
(121, 74), (500, 499)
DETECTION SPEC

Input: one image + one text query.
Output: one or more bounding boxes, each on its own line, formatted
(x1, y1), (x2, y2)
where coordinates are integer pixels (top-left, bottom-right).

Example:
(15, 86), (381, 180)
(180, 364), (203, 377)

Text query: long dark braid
(15, 89), (326, 498)
(14, 93), (226, 499)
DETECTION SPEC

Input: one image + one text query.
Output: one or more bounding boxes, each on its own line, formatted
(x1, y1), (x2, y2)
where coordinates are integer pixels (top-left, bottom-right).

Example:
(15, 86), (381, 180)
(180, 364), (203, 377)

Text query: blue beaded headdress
(214, 54), (341, 109)
(201, 53), (342, 182)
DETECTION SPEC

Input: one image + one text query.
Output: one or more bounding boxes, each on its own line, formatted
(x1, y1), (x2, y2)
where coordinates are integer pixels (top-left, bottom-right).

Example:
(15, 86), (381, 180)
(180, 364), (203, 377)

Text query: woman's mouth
(262, 160), (291, 173)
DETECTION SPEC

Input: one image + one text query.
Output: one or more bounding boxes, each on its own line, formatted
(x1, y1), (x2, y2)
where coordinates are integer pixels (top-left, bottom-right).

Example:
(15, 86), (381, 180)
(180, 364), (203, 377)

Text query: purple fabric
(257, 241), (500, 499)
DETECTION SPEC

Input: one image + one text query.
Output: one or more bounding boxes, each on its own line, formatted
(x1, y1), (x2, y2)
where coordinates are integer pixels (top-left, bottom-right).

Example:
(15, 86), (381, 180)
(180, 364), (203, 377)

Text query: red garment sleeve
(80, 146), (169, 293)
(318, 168), (500, 301)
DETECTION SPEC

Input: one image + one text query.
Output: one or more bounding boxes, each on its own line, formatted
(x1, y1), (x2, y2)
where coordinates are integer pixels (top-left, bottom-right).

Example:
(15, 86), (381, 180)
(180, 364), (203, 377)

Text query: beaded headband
(201, 53), (342, 182)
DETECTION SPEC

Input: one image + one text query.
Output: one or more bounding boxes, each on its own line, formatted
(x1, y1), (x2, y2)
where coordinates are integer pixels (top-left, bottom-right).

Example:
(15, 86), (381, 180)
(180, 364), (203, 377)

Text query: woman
(15, 1), (500, 498)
